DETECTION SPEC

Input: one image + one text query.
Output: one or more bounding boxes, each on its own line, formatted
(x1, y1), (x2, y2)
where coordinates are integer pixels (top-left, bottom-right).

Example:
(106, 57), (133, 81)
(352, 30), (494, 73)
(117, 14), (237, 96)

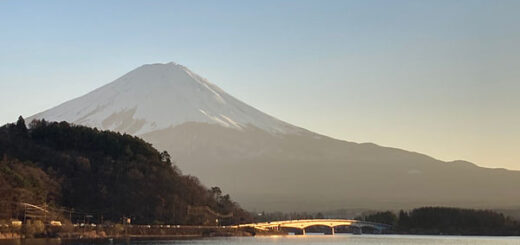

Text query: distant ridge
(29, 62), (520, 211)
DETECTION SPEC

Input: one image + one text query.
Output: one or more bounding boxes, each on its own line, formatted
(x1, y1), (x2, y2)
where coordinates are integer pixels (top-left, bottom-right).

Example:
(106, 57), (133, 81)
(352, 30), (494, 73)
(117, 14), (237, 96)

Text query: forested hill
(0, 117), (251, 224)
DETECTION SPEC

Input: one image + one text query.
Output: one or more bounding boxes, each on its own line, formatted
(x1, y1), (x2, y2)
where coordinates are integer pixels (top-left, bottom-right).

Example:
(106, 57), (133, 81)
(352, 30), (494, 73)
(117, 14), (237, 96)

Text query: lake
(159, 234), (520, 245)
(2, 235), (520, 245)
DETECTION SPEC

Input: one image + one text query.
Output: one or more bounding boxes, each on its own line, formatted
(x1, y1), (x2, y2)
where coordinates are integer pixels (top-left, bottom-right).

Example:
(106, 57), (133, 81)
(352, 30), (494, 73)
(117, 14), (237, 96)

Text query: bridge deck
(236, 219), (390, 231)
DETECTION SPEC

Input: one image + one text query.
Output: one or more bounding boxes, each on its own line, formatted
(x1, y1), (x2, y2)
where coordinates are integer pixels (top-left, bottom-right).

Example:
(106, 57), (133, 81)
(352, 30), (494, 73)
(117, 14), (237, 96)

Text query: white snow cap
(29, 62), (302, 135)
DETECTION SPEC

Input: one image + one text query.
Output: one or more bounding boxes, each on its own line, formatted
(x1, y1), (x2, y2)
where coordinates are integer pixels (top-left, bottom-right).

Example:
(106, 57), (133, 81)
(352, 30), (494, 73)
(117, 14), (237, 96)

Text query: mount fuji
(29, 62), (520, 212)
(29, 62), (302, 136)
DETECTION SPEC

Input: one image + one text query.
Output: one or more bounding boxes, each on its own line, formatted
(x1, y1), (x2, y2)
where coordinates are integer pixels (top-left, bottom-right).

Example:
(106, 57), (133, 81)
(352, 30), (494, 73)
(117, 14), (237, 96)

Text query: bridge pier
(301, 228), (305, 235)
(352, 226), (363, 235)
(324, 226), (335, 235)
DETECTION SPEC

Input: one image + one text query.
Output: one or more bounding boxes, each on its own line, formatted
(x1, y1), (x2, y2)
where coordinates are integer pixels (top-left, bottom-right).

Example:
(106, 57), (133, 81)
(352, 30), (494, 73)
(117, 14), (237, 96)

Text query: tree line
(357, 207), (520, 235)
(0, 117), (252, 225)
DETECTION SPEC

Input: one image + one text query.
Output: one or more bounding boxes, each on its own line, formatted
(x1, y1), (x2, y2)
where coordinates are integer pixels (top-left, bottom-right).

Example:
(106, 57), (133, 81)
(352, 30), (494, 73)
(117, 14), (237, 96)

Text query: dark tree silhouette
(0, 119), (252, 225)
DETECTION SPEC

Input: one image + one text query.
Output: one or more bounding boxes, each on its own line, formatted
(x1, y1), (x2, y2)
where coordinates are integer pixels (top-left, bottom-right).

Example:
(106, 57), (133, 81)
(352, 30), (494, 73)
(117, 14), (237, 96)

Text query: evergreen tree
(0, 119), (252, 224)
(15, 116), (28, 136)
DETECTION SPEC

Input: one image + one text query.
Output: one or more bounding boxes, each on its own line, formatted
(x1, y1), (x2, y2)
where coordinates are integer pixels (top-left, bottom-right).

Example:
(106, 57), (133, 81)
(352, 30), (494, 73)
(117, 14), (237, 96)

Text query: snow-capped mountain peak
(29, 62), (301, 135)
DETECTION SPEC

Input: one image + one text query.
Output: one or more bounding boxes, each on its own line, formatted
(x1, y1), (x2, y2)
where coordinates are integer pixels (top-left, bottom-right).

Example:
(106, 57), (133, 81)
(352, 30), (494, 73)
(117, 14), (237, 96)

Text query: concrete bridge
(236, 219), (391, 235)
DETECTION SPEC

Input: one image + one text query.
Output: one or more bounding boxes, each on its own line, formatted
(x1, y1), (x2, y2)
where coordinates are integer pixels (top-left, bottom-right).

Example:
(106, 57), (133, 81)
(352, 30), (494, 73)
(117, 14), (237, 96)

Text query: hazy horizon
(1, 0), (519, 170)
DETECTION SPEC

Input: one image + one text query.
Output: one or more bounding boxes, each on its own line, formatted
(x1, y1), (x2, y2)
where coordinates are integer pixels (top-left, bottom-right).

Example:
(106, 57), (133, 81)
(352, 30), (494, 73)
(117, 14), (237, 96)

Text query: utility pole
(43, 202), (47, 223)
(23, 204), (27, 223)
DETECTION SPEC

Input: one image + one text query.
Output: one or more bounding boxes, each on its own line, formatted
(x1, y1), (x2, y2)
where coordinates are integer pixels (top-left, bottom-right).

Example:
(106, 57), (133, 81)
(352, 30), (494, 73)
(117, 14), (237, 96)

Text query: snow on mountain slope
(29, 62), (302, 135)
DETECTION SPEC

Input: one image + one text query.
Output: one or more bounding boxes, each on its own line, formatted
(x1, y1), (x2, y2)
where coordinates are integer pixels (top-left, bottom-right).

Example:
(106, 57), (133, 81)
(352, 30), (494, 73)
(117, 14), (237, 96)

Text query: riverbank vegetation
(358, 207), (520, 235)
(0, 117), (252, 227)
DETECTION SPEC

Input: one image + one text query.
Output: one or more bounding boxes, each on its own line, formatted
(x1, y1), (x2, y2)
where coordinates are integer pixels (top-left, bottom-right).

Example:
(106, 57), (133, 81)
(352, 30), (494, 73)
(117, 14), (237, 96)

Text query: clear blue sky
(1, 0), (519, 169)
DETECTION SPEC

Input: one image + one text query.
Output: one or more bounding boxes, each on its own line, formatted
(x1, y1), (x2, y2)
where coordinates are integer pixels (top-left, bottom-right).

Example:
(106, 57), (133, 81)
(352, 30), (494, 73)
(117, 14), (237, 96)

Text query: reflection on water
(0, 239), (115, 245)
(2, 235), (520, 245)
(0, 239), (61, 245)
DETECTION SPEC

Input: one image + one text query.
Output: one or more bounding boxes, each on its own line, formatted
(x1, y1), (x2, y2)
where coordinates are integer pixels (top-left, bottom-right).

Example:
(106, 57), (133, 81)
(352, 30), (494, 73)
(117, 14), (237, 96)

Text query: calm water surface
(134, 234), (520, 245)
(3, 235), (520, 245)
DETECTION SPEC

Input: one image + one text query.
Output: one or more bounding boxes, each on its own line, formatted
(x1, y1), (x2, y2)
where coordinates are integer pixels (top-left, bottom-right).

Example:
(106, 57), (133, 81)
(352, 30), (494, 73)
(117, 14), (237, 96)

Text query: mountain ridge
(28, 62), (520, 211)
